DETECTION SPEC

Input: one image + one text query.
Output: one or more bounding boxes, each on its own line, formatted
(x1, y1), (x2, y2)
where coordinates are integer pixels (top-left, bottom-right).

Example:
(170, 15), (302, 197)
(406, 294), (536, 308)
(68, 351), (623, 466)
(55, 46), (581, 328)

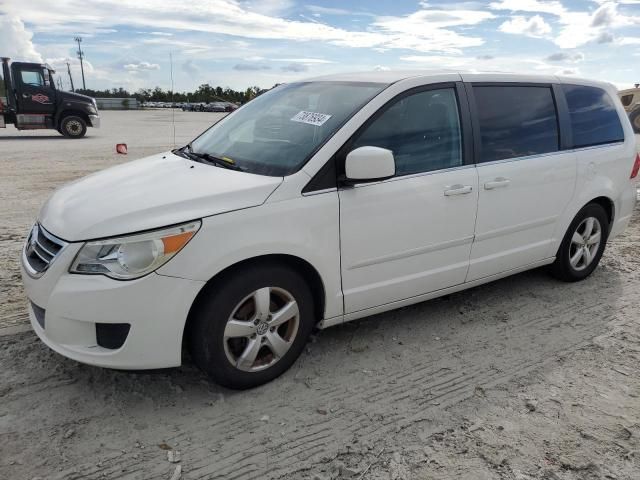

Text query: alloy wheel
(223, 287), (300, 372)
(569, 216), (602, 271)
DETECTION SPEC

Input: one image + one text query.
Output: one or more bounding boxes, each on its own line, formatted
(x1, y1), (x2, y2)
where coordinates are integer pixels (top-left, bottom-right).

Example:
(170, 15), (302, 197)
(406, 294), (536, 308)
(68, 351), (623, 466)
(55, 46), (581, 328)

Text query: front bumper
(21, 241), (204, 369)
(88, 114), (100, 128)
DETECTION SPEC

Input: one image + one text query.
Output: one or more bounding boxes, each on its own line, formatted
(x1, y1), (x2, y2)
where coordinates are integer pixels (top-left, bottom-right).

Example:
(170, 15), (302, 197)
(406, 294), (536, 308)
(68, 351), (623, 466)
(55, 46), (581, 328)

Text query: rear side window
(563, 85), (624, 148)
(473, 86), (559, 163)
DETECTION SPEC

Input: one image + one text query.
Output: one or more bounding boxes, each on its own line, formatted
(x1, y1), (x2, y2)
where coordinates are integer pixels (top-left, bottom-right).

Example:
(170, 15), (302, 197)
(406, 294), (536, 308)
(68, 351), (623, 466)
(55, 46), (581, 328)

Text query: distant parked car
(205, 102), (228, 112)
(618, 87), (640, 133)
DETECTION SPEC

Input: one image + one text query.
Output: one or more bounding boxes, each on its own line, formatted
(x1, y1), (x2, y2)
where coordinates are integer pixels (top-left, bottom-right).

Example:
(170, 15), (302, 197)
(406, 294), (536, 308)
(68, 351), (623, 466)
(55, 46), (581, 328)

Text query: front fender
(157, 193), (344, 319)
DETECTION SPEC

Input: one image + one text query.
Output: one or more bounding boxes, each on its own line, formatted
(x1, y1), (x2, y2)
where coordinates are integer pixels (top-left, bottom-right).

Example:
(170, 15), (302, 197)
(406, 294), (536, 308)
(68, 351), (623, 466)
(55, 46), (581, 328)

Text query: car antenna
(170, 51), (176, 148)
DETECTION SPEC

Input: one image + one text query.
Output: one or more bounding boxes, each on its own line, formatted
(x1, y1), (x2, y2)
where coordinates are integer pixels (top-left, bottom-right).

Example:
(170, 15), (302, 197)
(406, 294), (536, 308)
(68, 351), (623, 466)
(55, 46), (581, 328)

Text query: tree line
(76, 84), (269, 104)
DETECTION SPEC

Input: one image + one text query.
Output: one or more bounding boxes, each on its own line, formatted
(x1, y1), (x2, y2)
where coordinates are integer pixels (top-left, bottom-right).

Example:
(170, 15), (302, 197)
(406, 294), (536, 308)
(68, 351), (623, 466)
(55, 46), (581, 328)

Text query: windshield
(189, 81), (386, 176)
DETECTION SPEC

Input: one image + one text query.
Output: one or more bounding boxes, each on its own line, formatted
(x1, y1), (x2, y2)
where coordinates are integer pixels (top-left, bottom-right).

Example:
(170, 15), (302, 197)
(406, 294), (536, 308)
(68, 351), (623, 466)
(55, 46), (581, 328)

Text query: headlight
(70, 221), (200, 280)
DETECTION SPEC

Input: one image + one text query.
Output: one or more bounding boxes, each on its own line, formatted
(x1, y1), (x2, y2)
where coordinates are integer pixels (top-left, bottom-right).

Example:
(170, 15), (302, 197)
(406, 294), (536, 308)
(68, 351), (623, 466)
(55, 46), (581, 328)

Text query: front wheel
(550, 203), (609, 282)
(60, 115), (87, 138)
(188, 263), (315, 389)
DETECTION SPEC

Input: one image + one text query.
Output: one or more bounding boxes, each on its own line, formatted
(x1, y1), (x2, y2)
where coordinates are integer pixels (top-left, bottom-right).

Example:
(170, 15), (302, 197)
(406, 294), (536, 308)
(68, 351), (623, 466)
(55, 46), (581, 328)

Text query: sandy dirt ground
(1, 111), (639, 480)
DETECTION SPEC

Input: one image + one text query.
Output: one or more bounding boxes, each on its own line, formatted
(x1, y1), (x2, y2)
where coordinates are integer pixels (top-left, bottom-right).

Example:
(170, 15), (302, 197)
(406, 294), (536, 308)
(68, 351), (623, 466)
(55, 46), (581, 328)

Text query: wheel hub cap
(256, 322), (269, 335)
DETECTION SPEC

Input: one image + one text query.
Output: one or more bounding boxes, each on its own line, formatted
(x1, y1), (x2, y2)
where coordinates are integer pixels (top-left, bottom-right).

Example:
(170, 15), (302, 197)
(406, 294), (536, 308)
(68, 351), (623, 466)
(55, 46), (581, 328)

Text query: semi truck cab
(1, 57), (99, 138)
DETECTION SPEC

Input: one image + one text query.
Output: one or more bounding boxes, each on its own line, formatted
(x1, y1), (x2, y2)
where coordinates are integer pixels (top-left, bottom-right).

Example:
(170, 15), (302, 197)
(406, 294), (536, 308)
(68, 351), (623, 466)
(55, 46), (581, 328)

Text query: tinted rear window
(563, 85), (624, 148)
(474, 86), (559, 163)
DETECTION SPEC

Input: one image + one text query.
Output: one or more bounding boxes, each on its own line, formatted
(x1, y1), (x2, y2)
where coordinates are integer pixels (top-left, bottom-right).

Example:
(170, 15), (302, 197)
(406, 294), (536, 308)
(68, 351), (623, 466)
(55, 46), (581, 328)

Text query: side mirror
(343, 146), (395, 185)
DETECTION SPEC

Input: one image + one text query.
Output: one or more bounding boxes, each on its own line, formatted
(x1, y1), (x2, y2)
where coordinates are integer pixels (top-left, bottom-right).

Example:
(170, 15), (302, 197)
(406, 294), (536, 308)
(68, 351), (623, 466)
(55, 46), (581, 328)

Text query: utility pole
(74, 36), (86, 90)
(66, 62), (75, 92)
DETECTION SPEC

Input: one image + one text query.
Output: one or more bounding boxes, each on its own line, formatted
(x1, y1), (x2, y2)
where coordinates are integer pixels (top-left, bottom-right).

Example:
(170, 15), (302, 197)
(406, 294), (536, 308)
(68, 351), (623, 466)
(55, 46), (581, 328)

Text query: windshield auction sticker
(291, 111), (332, 127)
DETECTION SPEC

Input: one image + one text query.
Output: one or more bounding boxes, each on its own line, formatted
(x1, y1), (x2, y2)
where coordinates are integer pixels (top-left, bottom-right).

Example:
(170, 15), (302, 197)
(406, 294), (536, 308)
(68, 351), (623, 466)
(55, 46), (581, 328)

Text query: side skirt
(318, 257), (555, 329)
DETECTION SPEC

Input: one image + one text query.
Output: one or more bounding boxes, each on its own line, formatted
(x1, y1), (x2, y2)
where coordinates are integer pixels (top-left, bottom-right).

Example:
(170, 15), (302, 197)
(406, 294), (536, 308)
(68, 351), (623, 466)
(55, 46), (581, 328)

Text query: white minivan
(21, 71), (639, 389)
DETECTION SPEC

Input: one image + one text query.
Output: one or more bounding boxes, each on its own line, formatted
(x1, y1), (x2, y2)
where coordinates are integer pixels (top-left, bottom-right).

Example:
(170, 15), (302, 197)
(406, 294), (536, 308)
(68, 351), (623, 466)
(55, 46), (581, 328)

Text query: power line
(74, 36), (86, 90)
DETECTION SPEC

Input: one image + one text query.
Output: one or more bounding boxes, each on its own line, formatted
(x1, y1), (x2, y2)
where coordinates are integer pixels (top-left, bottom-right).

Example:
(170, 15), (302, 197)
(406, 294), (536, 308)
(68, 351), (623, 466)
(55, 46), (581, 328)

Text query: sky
(0, 0), (639, 93)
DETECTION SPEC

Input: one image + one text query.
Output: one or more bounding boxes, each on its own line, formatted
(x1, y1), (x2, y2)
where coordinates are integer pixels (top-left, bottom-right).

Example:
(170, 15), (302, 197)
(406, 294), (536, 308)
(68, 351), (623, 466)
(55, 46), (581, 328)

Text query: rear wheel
(60, 115), (87, 138)
(630, 109), (640, 134)
(550, 203), (609, 282)
(188, 263), (315, 389)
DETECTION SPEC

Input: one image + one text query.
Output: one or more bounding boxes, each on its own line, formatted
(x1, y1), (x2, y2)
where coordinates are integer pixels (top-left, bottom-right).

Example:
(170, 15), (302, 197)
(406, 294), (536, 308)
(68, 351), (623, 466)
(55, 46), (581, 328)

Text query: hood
(39, 152), (283, 241)
(58, 90), (95, 105)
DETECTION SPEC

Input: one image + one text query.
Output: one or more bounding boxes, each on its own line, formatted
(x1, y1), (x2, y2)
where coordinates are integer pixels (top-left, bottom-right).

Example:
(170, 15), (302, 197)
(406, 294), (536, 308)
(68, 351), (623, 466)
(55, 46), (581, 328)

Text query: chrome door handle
(484, 177), (510, 190)
(444, 184), (473, 196)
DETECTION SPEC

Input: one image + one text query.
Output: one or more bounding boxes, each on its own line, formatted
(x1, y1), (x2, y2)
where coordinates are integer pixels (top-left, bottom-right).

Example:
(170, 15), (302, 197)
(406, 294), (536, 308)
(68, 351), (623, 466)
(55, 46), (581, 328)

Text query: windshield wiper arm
(189, 151), (244, 171)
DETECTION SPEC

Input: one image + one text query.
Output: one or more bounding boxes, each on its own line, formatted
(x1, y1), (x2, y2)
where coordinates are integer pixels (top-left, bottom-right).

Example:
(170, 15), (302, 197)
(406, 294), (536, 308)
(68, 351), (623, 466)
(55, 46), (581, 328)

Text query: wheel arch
(56, 109), (90, 127)
(588, 196), (615, 229)
(183, 253), (326, 343)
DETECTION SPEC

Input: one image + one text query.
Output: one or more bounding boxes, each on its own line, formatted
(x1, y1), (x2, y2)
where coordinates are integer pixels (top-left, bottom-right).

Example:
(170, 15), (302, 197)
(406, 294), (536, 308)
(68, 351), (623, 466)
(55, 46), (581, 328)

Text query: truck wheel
(630, 109), (640, 134)
(60, 116), (87, 138)
(188, 262), (315, 389)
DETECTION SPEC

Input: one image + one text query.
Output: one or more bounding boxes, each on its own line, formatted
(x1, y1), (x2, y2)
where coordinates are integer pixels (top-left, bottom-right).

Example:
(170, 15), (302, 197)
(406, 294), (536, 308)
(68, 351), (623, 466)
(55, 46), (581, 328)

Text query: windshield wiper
(173, 145), (244, 171)
(189, 151), (244, 171)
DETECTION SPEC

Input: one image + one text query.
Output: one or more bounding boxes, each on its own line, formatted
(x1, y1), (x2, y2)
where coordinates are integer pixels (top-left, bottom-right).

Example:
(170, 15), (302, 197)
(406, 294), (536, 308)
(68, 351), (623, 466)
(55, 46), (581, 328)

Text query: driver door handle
(444, 184), (473, 196)
(484, 177), (511, 190)
(22, 93), (30, 99)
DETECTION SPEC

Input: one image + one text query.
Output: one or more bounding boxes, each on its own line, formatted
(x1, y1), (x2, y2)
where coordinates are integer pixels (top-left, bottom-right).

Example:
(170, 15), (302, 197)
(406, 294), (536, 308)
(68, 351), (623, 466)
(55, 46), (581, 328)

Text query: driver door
(339, 84), (478, 313)
(15, 66), (56, 115)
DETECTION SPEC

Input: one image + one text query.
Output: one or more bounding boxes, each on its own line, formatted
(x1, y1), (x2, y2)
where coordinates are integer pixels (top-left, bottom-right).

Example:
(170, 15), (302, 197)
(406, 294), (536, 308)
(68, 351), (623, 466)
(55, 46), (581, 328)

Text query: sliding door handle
(444, 184), (473, 196)
(484, 177), (510, 190)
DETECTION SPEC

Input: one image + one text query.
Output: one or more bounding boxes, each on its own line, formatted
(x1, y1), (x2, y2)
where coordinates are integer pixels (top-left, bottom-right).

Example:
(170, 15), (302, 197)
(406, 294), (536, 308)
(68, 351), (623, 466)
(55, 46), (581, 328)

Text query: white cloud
(280, 62), (308, 72)
(232, 63), (271, 71)
(372, 8), (495, 53)
(499, 15), (552, 38)
(0, 15), (42, 62)
(555, 68), (579, 76)
(272, 58), (334, 64)
(545, 52), (584, 62)
(489, 0), (567, 16)
(181, 59), (199, 77)
(491, 0), (640, 48)
(1, 0), (494, 55)
(242, 0), (295, 16)
(124, 61), (160, 71)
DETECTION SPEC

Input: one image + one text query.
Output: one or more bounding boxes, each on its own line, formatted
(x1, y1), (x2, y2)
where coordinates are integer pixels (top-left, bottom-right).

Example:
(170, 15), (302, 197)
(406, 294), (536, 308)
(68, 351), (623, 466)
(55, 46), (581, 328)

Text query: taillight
(631, 153), (640, 179)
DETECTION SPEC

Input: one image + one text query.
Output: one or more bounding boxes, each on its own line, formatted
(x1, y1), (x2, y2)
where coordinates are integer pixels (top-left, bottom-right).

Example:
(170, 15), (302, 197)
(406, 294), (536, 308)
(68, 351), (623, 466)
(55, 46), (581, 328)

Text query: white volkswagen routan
(21, 71), (639, 389)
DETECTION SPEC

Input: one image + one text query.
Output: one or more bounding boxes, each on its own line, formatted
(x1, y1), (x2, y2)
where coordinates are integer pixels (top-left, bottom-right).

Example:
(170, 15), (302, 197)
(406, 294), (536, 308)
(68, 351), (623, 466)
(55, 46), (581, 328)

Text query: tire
(188, 262), (316, 389)
(630, 109), (640, 134)
(60, 115), (87, 138)
(550, 203), (609, 282)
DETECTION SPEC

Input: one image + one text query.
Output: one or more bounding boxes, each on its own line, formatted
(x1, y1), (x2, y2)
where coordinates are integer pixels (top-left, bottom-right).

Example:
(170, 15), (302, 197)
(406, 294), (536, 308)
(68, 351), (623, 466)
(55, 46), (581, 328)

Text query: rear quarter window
(563, 85), (624, 148)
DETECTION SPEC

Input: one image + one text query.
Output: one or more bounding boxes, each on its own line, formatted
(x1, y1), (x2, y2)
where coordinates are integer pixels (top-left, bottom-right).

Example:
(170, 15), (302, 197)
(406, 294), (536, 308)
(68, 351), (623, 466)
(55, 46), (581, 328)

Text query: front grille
(23, 224), (67, 275)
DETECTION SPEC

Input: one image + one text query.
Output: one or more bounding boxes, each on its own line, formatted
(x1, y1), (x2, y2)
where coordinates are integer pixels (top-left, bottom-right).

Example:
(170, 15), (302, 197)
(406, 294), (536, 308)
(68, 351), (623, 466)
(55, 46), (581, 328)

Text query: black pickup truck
(1, 57), (99, 138)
